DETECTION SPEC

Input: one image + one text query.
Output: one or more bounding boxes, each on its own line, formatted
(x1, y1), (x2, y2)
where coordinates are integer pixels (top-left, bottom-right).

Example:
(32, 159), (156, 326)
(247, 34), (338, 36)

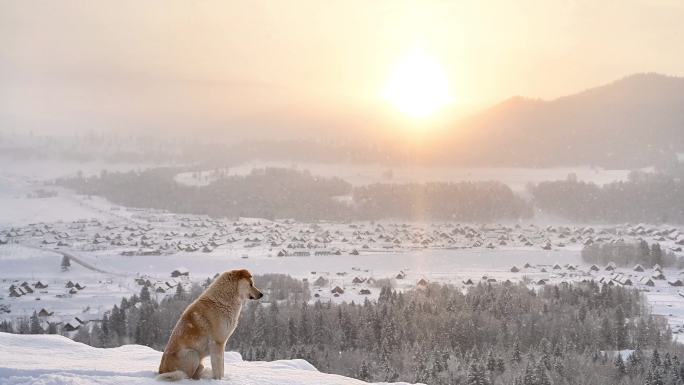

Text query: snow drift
(0, 333), (418, 385)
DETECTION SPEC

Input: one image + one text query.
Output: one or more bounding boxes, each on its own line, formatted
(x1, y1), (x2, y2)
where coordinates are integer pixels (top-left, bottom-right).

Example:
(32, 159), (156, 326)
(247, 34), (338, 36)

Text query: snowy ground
(0, 333), (417, 385)
(0, 158), (154, 227)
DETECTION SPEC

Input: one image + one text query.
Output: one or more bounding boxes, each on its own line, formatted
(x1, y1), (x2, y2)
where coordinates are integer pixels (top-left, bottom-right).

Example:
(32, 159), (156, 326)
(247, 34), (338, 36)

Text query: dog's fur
(157, 269), (263, 381)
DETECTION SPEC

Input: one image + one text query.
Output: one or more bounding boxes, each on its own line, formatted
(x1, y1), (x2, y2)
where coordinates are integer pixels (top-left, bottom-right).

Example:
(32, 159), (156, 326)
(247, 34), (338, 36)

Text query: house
(417, 278), (429, 287)
(633, 264), (645, 272)
(669, 279), (684, 287)
(524, 262), (532, 268)
(171, 268), (190, 278)
(75, 283), (86, 290)
(313, 276), (328, 287)
(653, 264), (663, 272)
(33, 281), (48, 289)
(552, 264), (562, 270)
(65, 281), (75, 288)
(359, 289), (371, 295)
(463, 279), (474, 285)
(20, 283), (34, 294)
(331, 286), (344, 295)
(395, 272), (406, 280)
(63, 319), (81, 332)
(605, 263), (616, 271)
(9, 287), (22, 297)
(536, 279), (547, 285)
(38, 308), (53, 318)
(510, 266), (520, 273)
(640, 277), (655, 286)
(352, 277), (366, 284)
(653, 272), (666, 280)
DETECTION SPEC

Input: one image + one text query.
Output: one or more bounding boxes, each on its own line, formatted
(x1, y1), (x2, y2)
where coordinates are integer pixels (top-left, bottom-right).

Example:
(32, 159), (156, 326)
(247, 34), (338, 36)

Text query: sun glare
(383, 49), (454, 119)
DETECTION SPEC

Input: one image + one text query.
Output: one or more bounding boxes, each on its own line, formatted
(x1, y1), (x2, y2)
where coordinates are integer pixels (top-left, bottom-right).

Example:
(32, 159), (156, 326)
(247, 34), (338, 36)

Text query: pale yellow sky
(1, 0), (683, 139)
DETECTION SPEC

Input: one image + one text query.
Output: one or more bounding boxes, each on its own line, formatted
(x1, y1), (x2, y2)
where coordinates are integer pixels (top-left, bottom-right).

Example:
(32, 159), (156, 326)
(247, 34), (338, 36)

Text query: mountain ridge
(435, 72), (684, 168)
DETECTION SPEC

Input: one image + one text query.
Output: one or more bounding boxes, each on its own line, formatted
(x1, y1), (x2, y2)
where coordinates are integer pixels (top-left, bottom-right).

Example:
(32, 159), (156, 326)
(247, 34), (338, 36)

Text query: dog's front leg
(209, 340), (225, 379)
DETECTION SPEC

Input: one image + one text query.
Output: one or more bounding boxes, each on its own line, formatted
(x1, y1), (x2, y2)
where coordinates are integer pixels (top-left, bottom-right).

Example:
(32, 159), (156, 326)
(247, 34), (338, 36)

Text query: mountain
(0, 333), (418, 385)
(436, 73), (684, 168)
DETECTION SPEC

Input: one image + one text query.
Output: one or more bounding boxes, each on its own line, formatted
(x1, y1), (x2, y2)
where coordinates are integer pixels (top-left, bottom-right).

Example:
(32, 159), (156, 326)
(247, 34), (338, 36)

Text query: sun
(383, 49), (454, 119)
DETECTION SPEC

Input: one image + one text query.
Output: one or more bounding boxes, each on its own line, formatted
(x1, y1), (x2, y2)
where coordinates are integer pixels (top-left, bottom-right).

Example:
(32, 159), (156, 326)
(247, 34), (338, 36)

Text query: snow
(0, 333), (419, 385)
(0, 158), (153, 227)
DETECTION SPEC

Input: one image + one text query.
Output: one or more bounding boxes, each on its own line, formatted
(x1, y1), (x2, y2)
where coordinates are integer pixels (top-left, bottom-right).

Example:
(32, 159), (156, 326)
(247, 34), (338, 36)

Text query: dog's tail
(156, 370), (187, 381)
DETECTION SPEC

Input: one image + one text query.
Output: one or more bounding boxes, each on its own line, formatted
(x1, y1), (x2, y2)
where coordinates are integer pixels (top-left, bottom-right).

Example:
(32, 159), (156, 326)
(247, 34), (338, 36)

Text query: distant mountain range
(437, 73), (684, 168)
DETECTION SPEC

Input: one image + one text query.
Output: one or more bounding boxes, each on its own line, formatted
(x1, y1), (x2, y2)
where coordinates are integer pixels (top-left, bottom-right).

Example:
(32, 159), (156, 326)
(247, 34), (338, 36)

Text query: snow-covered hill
(0, 333), (417, 385)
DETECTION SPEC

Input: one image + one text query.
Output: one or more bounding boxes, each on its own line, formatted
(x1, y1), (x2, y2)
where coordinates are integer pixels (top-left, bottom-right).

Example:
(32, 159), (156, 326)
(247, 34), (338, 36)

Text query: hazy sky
(2, 0), (683, 139)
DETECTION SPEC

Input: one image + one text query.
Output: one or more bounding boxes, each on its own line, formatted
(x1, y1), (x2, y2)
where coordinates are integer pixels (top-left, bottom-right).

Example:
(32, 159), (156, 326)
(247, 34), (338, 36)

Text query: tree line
(582, 240), (681, 268)
(530, 171), (684, 223)
(57, 167), (533, 222)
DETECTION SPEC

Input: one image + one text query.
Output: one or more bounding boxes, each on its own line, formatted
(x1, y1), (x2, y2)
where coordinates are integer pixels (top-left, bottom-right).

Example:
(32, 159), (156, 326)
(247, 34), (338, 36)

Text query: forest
(530, 171), (684, 223)
(57, 167), (532, 222)
(581, 240), (681, 268)
(4, 275), (684, 385)
(57, 166), (684, 223)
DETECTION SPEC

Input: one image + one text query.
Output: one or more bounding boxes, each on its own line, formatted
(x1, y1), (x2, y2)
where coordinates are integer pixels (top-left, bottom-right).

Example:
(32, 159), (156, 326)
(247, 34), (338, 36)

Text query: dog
(158, 269), (263, 381)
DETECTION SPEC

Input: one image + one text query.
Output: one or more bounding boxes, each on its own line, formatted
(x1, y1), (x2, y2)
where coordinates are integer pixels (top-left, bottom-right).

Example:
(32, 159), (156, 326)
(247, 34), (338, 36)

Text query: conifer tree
(60, 255), (71, 271)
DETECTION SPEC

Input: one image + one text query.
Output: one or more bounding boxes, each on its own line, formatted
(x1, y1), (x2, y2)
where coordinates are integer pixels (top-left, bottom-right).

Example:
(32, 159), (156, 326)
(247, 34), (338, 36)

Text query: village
(2, 202), (684, 337)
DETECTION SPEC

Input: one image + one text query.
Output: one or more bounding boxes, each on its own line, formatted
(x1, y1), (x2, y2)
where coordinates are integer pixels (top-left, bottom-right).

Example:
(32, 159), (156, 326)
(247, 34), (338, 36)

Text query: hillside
(432, 73), (684, 168)
(0, 333), (418, 385)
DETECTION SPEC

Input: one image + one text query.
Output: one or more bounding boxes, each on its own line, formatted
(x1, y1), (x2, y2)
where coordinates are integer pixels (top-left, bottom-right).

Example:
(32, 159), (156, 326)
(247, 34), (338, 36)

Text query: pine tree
(522, 363), (536, 385)
(638, 240), (651, 265)
(512, 341), (522, 364)
(174, 285), (185, 300)
(627, 347), (643, 376)
(600, 316), (612, 348)
(651, 349), (662, 369)
(614, 305), (627, 349)
(614, 353), (626, 377)
(29, 311), (42, 334)
(497, 358), (506, 373)
(467, 362), (487, 385)
(287, 317), (298, 346)
(298, 303), (311, 345)
(534, 361), (551, 385)
(140, 285), (151, 302)
(358, 360), (371, 381)
(486, 350), (497, 372)
(60, 255), (71, 271)
(650, 243), (663, 267)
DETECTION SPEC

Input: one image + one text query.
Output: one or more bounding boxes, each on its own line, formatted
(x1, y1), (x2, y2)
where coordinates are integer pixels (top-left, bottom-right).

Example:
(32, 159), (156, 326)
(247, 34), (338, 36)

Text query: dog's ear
(232, 269), (252, 280)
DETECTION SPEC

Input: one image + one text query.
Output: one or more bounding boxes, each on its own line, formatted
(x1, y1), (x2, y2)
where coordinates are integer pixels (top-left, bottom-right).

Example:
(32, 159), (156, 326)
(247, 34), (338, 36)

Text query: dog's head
(230, 269), (263, 300)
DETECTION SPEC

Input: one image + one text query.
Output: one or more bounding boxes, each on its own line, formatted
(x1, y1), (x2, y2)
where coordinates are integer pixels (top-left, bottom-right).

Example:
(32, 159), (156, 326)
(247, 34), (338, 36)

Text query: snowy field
(175, 160), (642, 192)
(0, 158), (156, 226)
(0, 333), (416, 385)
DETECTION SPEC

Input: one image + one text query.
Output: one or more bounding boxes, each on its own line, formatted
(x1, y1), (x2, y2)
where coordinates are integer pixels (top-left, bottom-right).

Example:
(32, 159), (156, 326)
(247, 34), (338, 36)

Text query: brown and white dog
(158, 269), (263, 381)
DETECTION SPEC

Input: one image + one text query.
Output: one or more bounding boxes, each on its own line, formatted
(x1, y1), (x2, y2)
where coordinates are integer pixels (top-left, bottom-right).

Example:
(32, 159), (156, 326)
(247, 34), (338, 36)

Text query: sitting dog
(158, 269), (263, 380)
